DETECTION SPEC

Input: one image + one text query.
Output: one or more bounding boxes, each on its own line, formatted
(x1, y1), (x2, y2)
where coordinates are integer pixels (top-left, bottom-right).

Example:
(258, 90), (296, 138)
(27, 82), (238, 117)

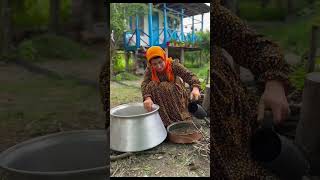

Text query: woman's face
(150, 57), (165, 72)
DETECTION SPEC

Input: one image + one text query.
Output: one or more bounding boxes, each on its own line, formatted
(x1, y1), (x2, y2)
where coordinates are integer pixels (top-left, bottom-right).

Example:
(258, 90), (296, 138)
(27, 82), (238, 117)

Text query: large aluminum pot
(110, 103), (167, 152)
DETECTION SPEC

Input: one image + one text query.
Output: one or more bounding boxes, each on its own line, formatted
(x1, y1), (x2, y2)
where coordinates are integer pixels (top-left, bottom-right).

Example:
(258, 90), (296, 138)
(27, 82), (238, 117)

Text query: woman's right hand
(143, 97), (154, 112)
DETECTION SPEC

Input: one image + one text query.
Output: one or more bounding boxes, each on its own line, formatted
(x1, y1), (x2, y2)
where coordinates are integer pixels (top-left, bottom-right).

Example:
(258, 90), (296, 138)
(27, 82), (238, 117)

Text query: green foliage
(113, 53), (126, 73)
(112, 52), (135, 74)
(111, 3), (148, 47)
(17, 34), (93, 61)
(12, 0), (71, 29)
(239, 1), (287, 21)
(289, 63), (307, 91)
(17, 40), (39, 61)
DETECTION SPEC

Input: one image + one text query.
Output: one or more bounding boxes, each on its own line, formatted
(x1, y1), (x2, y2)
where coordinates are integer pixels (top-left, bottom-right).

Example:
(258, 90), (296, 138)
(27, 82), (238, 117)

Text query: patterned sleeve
(212, 2), (291, 94)
(172, 61), (201, 90)
(141, 66), (153, 101)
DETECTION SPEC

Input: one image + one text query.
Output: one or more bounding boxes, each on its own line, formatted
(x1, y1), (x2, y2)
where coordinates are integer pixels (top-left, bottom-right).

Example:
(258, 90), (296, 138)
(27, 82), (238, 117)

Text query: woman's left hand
(190, 87), (200, 101)
(257, 80), (290, 125)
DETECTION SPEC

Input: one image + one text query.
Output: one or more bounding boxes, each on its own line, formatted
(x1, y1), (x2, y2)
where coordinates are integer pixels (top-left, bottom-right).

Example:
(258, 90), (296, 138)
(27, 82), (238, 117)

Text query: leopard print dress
(210, 2), (291, 179)
(141, 61), (201, 127)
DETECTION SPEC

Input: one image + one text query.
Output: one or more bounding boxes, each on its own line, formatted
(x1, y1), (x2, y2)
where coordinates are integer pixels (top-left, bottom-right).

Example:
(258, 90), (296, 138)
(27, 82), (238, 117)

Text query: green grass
(0, 73), (104, 151)
(256, 19), (312, 56)
(254, 1), (320, 56)
(110, 82), (142, 107)
(16, 34), (94, 61)
(112, 72), (141, 81)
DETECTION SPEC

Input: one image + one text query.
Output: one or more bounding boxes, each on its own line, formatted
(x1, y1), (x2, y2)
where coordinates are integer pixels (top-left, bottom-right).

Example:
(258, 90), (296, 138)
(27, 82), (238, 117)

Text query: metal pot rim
(0, 130), (107, 175)
(110, 103), (159, 118)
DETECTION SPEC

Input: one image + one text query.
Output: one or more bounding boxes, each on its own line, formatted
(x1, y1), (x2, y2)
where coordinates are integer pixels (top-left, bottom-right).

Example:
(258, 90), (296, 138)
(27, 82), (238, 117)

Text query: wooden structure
(121, 3), (210, 74)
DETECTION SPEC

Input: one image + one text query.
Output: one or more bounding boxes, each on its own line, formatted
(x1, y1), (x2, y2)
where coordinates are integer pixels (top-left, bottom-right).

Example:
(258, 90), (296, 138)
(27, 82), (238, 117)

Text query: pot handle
(261, 111), (274, 130)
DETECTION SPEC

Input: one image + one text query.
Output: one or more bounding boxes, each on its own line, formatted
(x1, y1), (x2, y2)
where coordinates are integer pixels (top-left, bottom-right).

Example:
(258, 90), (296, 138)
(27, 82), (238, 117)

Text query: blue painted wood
(135, 14), (140, 48)
(192, 16), (195, 43)
(152, 12), (159, 45)
(181, 8), (184, 42)
(163, 3), (168, 46)
(148, 3), (153, 46)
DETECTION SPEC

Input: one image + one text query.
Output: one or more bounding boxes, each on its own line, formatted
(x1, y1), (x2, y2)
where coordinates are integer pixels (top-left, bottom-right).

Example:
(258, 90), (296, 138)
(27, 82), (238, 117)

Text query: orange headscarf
(145, 46), (174, 82)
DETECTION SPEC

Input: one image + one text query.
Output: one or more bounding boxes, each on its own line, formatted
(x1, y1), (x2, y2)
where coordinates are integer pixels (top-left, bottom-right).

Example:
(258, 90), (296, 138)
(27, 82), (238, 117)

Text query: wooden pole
(307, 25), (319, 73)
(202, 84), (210, 116)
(180, 48), (184, 64)
(49, 0), (61, 34)
(295, 72), (320, 172)
(1, 0), (11, 56)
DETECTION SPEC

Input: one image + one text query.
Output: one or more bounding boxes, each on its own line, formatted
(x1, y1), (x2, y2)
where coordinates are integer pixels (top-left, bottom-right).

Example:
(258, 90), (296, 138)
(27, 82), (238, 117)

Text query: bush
(16, 34), (93, 61)
(113, 72), (140, 81)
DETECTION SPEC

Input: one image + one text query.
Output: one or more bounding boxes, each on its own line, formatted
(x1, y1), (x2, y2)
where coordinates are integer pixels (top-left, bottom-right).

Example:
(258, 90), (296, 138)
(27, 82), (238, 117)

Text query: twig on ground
(111, 164), (120, 177)
(110, 152), (134, 161)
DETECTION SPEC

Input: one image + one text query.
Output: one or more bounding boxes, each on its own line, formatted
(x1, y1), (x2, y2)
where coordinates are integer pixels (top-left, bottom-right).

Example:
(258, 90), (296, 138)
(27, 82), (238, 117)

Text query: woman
(211, 1), (290, 179)
(141, 46), (202, 127)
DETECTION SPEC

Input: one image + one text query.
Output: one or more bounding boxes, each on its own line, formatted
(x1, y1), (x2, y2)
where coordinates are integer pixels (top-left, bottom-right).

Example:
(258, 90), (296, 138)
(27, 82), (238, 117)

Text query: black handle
(261, 111), (274, 130)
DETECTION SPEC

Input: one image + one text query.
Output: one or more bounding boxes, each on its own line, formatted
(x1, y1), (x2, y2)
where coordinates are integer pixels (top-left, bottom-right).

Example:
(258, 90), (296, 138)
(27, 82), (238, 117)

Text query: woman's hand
(143, 97), (154, 112)
(257, 80), (290, 125)
(190, 87), (201, 101)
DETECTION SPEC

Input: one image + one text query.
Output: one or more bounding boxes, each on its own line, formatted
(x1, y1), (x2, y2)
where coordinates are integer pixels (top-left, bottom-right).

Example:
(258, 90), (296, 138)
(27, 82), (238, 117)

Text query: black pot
(188, 102), (207, 119)
(250, 113), (310, 179)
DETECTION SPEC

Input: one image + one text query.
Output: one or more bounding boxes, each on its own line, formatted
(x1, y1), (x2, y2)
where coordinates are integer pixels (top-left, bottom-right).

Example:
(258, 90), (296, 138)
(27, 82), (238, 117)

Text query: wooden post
(295, 72), (320, 172)
(1, 0), (11, 56)
(287, 0), (293, 15)
(165, 47), (168, 58)
(49, 0), (61, 34)
(180, 48), (184, 64)
(202, 85), (210, 116)
(148, 3), (153, 46)
(83, 0), (93, 32)
(307, 25), (319, 73)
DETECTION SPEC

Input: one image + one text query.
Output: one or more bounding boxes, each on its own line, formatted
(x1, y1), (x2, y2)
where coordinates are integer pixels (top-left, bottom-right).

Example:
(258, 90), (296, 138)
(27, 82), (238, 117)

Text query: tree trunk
(307, 25), (319, 73)
(287, 0), (293, 15)
(202, 85), (210, 116)
(1, 0), (11, 56)
(295, 72), (320, 173)
(49, 0), (60, 34)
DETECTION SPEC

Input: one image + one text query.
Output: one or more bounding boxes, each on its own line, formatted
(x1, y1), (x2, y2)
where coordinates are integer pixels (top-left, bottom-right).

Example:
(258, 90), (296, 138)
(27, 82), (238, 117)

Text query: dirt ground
(110, 80), (210, 177)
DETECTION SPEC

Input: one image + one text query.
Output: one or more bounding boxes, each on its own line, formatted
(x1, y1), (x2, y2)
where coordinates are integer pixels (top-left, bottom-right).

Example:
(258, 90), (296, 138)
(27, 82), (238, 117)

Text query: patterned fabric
(141, 61), (201, 127)
(210, 2), (291, 179)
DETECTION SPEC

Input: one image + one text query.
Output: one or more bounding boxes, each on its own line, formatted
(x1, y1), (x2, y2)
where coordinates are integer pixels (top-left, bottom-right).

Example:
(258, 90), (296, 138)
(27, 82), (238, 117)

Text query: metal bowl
(110, 103), (167, 152)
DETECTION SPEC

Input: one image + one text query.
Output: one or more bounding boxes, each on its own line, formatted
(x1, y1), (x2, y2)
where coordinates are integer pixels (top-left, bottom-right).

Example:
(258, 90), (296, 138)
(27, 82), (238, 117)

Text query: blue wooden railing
(124, 28), (198, 51)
